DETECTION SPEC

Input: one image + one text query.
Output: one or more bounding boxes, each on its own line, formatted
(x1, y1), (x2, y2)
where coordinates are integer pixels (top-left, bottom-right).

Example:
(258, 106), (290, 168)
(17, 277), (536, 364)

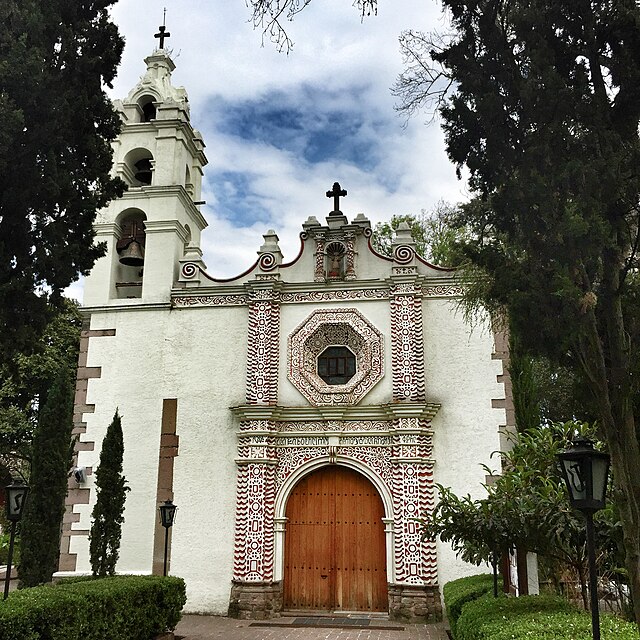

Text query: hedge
(442, 573), (494, 637)
(0, 575), (186, 640)
(456, 593), (639, 640)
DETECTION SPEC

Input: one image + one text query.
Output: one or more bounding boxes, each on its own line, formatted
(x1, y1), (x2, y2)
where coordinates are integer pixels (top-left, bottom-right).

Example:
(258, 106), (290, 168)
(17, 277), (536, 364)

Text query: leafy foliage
(89, 409), (129, 576)
(423, 422), (626, 609)
(442, 574), (493, 637)
(371, 201), (468, 266)
(455, 594), (637, 640)
(18, 368), (74, 586)
(395, 0), (640, 624)
(0, 575), (186, 640)
(0, 1), (124, 362)
(0, 299), (81, 475)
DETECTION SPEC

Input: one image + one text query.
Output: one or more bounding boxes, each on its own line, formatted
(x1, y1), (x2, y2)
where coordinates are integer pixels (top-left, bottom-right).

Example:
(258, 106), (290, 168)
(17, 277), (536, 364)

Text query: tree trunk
(577, 255), (640, 629)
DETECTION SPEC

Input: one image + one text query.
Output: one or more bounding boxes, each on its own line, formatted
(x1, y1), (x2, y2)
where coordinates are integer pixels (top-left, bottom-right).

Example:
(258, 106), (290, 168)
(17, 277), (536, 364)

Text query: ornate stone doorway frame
(228, 406), (443, 621)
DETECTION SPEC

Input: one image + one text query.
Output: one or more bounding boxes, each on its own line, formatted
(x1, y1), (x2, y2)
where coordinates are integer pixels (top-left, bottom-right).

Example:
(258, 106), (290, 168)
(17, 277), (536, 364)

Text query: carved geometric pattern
(390, 284), (425, 402)
(171, 284), (462, 308)
(288, 308), (384, 406)
(246, 289), (280, 404)
(280, 420), (391, 432)
(172, 294), (248, 307)
(233, 462), (277, 581)
(314, 239), (325, 282)
(233, 418), (437, 587)
(422, 284), (464, 297)
(344, 234), (356, 280)
(392, 461), (437, 586)
(280, 289), (388, 303)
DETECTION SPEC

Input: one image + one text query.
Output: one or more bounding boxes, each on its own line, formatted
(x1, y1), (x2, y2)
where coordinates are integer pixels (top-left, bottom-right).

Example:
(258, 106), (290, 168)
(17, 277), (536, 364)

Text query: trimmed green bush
(456, 594), (639, 640)
(443, 573), (494, 637)
(0, 575), (186, 640)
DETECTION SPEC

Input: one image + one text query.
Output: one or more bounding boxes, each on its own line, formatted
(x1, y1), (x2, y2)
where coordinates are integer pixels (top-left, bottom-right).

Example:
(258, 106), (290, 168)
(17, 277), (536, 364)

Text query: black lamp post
(3, 479), (29, 600)
(159, 499), (177, 577)
(558, 438), (610, 640)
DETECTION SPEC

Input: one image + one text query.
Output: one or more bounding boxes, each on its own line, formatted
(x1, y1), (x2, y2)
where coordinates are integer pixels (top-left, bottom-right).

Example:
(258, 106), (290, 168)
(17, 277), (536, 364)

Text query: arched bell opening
(122, 148), (154, 187)
(138, 94), (157, 122)
(114, 209), (147, 299)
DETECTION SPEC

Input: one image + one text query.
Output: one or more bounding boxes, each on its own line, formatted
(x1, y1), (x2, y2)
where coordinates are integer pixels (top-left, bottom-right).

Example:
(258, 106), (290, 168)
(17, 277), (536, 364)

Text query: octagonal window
(317, 346), (356, 385)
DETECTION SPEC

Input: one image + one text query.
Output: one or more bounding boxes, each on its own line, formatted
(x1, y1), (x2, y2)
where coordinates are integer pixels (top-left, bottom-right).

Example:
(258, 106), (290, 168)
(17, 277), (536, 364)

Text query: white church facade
(58, 46), (514, 620)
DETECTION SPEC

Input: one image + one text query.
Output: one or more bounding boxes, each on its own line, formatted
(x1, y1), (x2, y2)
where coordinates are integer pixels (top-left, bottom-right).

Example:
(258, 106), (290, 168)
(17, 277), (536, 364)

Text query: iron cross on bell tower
(326, 181), (347, 215)
(154, 9), (171, 49)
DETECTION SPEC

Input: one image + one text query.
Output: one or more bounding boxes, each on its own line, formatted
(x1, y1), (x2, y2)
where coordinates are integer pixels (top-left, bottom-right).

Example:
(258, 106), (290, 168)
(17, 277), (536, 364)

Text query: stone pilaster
(245, 284), (280, 405)
(389, 281), (425, 402)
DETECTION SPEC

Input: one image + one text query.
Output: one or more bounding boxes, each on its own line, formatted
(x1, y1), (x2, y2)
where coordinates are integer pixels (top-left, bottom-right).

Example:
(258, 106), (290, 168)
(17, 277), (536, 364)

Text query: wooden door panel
(284, 465), (387, 612)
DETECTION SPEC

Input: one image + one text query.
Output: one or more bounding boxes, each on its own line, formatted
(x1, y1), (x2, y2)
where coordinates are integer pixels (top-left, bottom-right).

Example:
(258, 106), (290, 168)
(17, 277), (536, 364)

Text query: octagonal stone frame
(287, 308), (384, 406)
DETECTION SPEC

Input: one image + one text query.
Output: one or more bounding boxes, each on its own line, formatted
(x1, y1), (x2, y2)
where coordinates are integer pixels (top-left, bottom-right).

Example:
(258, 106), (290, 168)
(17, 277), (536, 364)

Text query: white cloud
(86, 0), (465, 283)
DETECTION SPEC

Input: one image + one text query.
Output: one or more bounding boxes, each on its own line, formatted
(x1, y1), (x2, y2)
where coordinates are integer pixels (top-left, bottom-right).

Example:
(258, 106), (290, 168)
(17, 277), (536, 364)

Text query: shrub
(0, 575), (186, 640)
(456, 593), (639, 640)
(443, 573), (494, 637)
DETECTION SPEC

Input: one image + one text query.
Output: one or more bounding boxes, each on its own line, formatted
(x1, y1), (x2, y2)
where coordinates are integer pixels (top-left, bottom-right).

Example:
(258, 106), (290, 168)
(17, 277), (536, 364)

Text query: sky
(71, 0), (467, 297)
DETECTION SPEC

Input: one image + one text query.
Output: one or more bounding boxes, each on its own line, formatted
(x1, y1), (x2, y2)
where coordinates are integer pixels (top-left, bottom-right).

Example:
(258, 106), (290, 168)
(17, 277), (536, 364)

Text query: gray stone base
(228, 581), (283, 620)
(388, 584), (442, 622)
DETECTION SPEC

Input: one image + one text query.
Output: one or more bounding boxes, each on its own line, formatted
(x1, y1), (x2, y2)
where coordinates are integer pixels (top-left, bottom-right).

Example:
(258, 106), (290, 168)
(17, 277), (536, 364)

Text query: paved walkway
(174, 615), (449, 640)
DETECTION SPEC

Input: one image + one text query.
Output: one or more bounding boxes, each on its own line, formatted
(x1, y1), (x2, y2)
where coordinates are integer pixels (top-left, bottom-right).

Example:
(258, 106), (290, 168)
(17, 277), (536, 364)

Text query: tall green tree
(0, 1), (124, 361)
(18, 367), (74, 586)
(0, 299), (82, 475)
(394, 1), (640, 624)
(89, 409), (129, 576)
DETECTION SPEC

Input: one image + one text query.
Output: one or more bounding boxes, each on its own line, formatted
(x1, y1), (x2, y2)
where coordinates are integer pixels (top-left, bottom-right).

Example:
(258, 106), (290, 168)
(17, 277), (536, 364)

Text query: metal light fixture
(159, 499), (177, 576)
(558, 437), (610, 640)
(4, 479), (29, 600)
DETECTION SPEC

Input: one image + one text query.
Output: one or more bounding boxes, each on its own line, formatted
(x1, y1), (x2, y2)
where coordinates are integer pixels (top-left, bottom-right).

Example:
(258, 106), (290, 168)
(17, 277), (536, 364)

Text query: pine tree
(89, 409), (129, 576)
(19, 368), (74, 586)
(0, 1), (124, 362)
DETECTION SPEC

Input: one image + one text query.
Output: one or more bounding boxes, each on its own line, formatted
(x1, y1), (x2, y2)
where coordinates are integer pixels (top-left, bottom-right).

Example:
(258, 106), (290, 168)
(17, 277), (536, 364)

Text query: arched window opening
(122, 148), (154, 187)
(139, 95), (157, 122)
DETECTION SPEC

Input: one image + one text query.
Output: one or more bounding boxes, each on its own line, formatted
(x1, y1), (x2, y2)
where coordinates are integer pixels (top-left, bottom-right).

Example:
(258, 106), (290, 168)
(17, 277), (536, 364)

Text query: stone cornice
(171, 277), (462, 307)
(230, 402), (440, 422)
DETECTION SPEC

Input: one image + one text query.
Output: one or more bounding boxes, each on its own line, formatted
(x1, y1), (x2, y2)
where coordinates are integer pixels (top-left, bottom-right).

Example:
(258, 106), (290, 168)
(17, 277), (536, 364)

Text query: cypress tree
(89, 409), (129, 576)
(19, 368), (74, 586)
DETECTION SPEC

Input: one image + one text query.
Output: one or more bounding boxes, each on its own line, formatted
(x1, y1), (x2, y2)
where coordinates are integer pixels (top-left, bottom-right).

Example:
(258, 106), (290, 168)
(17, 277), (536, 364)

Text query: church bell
(118, 240), (145, 266)
(134, 158), (153, 185)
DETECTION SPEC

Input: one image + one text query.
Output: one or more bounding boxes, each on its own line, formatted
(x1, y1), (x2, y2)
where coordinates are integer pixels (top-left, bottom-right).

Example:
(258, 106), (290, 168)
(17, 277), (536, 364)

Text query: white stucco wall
(424, 300), (505, 588)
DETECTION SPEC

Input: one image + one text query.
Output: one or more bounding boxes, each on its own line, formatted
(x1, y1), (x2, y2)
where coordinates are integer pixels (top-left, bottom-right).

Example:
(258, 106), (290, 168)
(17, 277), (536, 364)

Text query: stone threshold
(250, 616), (404, 630)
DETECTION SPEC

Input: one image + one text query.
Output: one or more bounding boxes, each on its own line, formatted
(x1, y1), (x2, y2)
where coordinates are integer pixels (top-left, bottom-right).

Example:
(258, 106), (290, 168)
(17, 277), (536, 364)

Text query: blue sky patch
(209, 171), (273, 227)
(206, 85), (385, 172)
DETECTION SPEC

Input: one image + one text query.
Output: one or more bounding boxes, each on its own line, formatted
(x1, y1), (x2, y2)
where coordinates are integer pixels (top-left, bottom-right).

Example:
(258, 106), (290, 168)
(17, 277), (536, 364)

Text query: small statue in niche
(326, 241), (346, 279)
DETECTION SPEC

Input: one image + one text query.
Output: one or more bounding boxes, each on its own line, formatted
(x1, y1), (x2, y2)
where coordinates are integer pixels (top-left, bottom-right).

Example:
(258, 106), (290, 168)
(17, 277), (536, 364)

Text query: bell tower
(83, 30), (208, 305)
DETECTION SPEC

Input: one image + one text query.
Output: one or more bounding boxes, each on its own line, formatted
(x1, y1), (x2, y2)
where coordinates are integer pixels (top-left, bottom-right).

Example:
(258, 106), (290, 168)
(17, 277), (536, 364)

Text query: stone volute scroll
(391, 220), (418, 276)
(256, 229), (283, 279)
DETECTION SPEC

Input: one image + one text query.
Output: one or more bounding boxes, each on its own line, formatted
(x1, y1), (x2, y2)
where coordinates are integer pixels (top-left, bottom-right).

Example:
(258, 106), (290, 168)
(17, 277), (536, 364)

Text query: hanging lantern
(558, 437), (610, 512)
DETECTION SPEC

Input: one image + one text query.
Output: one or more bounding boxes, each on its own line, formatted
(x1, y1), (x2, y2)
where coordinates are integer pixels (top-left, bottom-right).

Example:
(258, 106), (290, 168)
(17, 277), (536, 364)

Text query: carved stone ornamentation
(287, 308), (384, 406)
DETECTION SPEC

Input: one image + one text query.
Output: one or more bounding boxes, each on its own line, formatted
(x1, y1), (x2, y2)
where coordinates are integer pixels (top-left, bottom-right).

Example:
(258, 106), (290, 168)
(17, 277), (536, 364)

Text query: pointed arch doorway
(283, 465), (388, 612)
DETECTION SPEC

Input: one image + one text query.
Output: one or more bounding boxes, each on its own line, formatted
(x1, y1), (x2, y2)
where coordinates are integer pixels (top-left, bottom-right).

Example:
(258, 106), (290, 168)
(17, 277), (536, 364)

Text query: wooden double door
(283, 465), (388, 612)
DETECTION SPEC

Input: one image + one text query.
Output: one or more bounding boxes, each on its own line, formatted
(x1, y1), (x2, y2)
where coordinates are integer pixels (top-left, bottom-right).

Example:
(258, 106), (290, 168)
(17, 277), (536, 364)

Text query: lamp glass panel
(591, 457), (609, 504)
(562, 458), (587, 503)
(6, 485), (28, 520)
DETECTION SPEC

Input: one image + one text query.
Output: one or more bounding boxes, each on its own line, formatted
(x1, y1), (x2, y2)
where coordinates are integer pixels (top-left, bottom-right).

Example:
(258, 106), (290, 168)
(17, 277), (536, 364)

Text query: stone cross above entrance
(326, 181), (347, 215)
